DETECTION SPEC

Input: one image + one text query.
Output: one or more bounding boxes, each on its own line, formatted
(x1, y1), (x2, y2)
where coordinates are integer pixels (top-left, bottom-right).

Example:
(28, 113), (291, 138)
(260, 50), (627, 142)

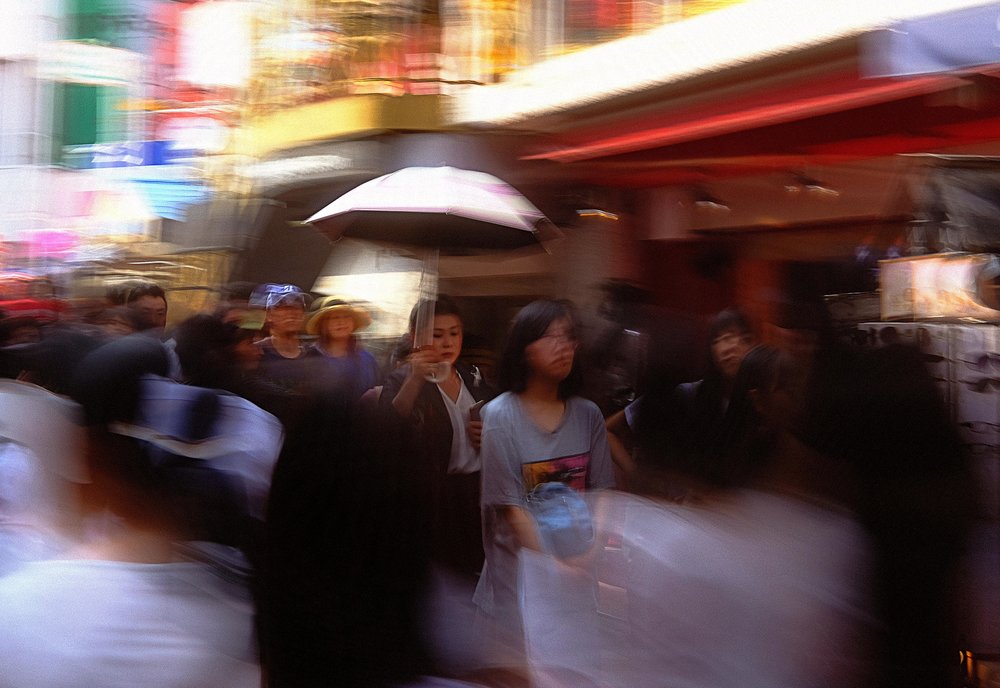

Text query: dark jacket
(380, 361), (495, 577)
(380, 361), (494, 476)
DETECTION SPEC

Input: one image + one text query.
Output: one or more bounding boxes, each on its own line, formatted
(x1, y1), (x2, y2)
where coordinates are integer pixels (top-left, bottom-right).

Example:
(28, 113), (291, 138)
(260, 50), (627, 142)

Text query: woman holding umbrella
(381, 296), (495, 582)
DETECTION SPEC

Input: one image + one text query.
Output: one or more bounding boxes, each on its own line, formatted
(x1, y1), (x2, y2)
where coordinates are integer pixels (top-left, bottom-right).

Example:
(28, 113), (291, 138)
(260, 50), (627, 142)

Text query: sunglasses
(960, 352), (1000, 373)
(958, 421), (1000, 434)
(960, 378), (1000, 393)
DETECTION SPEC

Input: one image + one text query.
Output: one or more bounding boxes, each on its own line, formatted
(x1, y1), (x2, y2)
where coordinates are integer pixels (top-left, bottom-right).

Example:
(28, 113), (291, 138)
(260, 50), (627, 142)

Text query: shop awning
(133, 178), (211, 222)
(862, 1), (1000, 77)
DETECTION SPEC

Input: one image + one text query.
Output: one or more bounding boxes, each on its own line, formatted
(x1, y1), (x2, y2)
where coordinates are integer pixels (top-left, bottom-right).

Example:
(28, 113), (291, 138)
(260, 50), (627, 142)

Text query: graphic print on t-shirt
(521, 453), (589, 492)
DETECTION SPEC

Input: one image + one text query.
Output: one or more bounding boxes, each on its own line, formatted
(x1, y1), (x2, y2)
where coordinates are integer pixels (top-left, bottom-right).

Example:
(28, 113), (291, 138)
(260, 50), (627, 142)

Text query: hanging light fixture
(785, 172), (840, 199)
(693, 187), (731, 213)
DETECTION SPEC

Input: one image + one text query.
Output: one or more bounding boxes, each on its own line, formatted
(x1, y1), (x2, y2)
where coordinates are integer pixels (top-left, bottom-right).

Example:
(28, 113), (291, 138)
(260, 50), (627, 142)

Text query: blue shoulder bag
(525, 482), (594, 559)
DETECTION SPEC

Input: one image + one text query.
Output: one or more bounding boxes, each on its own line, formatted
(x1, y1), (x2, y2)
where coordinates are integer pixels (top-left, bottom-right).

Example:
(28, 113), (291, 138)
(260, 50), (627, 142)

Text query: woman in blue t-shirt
(305, 297), (380, 399)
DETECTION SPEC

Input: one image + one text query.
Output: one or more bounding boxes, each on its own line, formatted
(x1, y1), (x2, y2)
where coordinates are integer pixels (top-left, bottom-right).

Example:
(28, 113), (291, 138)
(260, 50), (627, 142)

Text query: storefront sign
(881, 252), (1000, 321)
(37, 40), (142, 86)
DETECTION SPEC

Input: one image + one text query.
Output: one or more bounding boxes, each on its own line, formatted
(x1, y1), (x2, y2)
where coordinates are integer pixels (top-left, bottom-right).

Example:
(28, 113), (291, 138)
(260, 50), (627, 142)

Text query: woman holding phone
(381, 296), (495, 581)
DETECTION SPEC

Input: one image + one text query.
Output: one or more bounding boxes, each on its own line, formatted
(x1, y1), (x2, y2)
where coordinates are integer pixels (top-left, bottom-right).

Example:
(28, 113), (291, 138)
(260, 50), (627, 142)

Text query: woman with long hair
(475, 299), (614, 655)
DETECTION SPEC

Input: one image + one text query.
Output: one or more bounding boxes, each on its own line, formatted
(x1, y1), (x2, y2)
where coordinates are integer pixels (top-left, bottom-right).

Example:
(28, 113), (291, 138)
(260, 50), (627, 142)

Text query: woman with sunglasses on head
(475, 299), (614, 662)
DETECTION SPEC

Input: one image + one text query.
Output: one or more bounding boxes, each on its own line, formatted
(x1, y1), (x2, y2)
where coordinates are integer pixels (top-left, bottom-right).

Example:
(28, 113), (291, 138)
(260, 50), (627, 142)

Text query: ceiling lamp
(785, 173), (840, 199)
(693, 188), (731, 213)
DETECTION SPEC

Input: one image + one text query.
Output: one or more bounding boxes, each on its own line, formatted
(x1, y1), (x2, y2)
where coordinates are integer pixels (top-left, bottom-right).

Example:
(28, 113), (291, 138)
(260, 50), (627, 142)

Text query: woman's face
(432, 314), (463, 365)
(711, 327), (754, 380)
(322, 310), (356, 342)
(524, 316), (578, 383)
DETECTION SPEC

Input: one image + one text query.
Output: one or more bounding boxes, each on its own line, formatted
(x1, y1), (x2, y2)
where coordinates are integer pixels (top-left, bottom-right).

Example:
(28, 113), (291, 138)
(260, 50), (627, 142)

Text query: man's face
(711, 328), (754, 380)
(130, 295), (168, 332)
(267, 303), (305, 337)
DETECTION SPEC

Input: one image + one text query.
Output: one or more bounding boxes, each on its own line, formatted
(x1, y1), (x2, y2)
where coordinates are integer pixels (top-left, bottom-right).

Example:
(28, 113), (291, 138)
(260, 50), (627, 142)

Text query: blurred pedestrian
(172, 313), (296, 428)
(121, 281), (184, 380)
(606, 307), (755, 489)
(599, 343), (876, 688)
(0, 334), (260, 688)
(798, 343), (976, 688)
(261, 391), (438, 687)
(124, 282), (169, 337)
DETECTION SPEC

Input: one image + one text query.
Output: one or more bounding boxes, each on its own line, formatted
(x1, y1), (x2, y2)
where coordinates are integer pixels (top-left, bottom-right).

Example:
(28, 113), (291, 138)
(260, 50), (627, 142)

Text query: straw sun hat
(306, 296), (372, 335)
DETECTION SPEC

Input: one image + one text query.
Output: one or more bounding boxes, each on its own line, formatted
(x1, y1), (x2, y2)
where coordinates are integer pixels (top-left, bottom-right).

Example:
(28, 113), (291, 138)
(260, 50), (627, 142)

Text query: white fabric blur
(132, 375), (284, 520)
(437, 379), (481, 474)
(518, 489), (875, 688)
(0, 558), (260, 688)
(0, 441), (72, 575)
(0, 381), (86, 575)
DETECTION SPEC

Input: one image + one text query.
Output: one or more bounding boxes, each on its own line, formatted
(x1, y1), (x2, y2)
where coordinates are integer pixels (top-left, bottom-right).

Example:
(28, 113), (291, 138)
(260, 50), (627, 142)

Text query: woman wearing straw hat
(305, 296), (381, 399)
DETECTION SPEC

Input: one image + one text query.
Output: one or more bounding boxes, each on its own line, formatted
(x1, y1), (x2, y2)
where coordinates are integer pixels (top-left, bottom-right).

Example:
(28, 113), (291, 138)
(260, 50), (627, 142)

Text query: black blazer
(380, 361), (495, 476)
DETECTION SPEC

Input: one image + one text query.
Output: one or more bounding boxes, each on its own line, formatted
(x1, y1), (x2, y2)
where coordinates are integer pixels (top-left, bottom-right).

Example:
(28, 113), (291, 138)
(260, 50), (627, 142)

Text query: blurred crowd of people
(0, 278), (979, 688)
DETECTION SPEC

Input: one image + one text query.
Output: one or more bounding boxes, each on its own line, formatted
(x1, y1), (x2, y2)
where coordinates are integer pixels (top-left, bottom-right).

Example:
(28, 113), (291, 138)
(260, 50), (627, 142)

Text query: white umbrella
(306, 166), (560, 370)
(305, 165), (558, 250)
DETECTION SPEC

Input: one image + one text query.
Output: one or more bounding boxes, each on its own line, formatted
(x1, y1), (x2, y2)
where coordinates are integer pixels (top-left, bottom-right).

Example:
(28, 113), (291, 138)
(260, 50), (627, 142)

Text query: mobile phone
(469, 400), (486, 421)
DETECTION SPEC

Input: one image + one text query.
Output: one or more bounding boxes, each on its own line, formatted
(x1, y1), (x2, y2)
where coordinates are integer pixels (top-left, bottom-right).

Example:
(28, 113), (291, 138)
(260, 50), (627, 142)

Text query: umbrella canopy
(305, 166), (557, 250)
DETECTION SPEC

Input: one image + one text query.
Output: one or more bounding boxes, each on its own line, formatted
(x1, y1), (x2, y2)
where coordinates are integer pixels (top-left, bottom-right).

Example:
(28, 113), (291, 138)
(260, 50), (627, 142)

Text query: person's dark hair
(407, 295), (463, 335)
(71, 334), (170, 426)
(94, 306), (142, 331)
(104, 284), (130, 306)
(712, 345), (799, 486)
(124, 281), (167, 306)
(173, 314), (241, 388)
(389, 333), (414, 369)
(12, 326), (104, 395)
(707, 307), (753, 346)
(497, 299), (582, 398)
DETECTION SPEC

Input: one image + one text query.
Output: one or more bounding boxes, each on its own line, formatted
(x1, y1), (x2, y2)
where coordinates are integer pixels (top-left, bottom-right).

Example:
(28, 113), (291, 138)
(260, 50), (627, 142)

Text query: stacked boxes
(952, 326), (1000, 453)
(858, 321), (949, 407)
(859, 321), (1000, 651)
(858, 322), (1000, 518)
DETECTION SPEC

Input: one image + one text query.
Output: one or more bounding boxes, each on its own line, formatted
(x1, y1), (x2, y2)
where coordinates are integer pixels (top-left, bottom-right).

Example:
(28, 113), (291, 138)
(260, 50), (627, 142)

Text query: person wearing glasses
(606, 307), (755, 491)
(475, 299), (614, 659)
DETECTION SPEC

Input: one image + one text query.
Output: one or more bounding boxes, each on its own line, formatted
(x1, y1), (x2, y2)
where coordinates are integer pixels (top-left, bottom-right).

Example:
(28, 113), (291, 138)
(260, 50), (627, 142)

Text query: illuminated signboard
(881, 252), (1000, 322)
